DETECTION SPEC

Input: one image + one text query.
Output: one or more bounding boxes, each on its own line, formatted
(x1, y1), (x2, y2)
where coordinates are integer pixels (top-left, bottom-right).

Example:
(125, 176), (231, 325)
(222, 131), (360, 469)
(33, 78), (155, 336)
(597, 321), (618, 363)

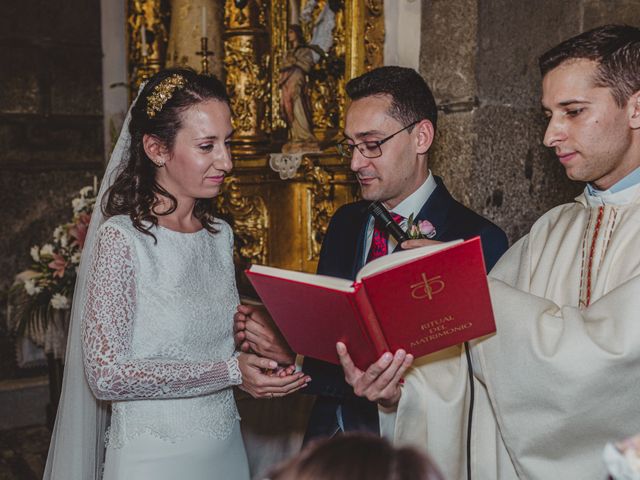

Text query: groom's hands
(336, 342), (413, 409)
(234, 304), (296, 366)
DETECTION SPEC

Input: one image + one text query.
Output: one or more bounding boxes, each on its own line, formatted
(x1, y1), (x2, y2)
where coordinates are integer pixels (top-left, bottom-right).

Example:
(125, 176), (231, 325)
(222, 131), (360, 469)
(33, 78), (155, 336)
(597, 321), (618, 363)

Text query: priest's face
(542, 58), (639, 190)
(154, 99), (233, 201)
(344, 94), (431, 209)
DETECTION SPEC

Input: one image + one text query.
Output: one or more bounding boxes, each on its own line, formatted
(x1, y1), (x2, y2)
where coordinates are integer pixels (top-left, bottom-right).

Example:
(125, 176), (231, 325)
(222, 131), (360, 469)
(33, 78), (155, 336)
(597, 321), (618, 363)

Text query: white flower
(30, 245), (40, 262)
(50, 294), (70, 310)
(24, 279), (42, 296)
(53, 226), (64, 241)
(72, 197), (87, 214)
(40, 244), (54, 257)
(79, 186), (93, 198)
(53, 226), (69, 248)
(71, 252), (81, 264)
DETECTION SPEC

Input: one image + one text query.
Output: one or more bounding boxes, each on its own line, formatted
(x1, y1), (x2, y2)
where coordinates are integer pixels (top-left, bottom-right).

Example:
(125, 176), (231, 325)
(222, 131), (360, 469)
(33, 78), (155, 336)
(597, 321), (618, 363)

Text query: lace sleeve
(82, 224), (242, 401)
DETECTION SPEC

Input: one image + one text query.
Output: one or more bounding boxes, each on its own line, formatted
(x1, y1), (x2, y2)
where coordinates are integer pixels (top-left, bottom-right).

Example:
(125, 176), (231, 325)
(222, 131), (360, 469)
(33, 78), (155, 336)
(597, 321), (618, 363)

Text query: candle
(201, 6), (207, 38)
(93, 175), (98, 194)
(141, 23), (147, 56)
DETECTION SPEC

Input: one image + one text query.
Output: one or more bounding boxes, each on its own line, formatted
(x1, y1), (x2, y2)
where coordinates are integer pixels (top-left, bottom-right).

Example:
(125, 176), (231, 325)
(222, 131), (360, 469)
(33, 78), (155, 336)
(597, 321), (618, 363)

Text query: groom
(235, 66), (508, 440)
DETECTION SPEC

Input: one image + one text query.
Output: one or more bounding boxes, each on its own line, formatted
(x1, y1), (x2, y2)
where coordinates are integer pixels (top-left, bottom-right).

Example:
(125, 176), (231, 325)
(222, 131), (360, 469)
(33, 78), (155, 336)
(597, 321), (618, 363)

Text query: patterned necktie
(366, 213), (404, 263)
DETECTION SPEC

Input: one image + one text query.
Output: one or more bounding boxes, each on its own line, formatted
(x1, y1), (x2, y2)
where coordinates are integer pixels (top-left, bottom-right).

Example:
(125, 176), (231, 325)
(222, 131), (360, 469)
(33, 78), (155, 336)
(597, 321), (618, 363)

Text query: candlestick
(131, 19), (160, 89)
(196, 36), (214, 75)
(201, 6), (207, 39)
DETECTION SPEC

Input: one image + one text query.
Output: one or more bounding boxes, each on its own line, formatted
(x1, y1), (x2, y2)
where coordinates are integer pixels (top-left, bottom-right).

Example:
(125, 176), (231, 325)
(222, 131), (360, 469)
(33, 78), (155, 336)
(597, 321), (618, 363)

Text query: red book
(245, 237), (496, 370)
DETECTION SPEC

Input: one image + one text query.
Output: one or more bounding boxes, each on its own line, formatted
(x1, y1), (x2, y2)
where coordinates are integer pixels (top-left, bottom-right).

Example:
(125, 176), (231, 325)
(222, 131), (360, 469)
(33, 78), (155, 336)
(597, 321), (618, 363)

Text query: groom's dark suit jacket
(302, 176), (509, 441)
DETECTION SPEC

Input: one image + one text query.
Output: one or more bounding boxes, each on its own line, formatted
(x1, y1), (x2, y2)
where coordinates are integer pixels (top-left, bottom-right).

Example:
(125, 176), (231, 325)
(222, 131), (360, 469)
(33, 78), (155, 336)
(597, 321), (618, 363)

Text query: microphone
(367, 201), (410, 244)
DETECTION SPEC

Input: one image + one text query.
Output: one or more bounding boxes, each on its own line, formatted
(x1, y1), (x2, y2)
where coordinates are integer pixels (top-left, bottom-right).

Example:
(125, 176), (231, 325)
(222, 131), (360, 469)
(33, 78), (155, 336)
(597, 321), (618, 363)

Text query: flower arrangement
(10, 183), (98, 338)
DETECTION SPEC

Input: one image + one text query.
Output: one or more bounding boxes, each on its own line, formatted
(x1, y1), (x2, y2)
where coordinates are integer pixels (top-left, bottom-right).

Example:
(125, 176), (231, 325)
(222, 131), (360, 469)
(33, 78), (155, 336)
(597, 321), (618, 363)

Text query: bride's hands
(237, 353), (310, 399)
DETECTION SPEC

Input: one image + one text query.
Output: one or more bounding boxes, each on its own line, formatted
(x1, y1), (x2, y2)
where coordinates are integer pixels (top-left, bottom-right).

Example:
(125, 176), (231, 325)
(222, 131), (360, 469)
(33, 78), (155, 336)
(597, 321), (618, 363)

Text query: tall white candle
(93, 175), (98, 194)
(141, 24), (147, 56)
(201, 6), (207, 38)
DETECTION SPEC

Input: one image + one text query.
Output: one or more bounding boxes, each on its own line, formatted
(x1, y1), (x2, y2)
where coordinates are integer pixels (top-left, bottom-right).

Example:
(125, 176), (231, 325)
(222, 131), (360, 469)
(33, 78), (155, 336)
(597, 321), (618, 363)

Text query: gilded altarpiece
(127, 0), (384, 294)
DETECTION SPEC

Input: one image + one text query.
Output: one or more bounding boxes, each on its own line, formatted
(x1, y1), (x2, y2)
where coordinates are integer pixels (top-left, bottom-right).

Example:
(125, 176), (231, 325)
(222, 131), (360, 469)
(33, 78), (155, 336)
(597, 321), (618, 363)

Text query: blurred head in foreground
(265, 433), (445, 480)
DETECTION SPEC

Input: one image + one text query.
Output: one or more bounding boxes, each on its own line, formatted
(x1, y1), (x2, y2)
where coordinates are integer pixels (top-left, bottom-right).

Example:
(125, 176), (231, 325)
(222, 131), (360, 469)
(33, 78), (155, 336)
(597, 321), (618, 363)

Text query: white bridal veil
(43, 93), (139, 480)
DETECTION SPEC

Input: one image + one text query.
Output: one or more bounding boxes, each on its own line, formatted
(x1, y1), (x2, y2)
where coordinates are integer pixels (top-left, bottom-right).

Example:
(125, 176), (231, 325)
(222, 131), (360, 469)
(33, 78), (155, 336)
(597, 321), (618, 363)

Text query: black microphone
(367, 201), (410, 244)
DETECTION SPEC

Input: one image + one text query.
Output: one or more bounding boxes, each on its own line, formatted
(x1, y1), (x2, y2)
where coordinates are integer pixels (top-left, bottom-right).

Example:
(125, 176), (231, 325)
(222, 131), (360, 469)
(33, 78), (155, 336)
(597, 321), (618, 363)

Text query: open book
(245, 237), (496, 370)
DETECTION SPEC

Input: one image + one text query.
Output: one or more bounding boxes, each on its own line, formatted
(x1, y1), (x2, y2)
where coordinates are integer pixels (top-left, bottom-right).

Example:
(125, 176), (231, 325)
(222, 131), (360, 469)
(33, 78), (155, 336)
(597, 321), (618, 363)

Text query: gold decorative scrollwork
(224, 0), (247, 27)
(365, 0), (383, 15)
(268, 0), (288, 131)
(363, 0), (384, 71)
(127, 0), (171, 89)
(224, 36), (270, 136)
(302, 158), (335, 259)
(257, 0), (268, 26)
(217, 176), (269, 265)
(224, 0), (271, 150)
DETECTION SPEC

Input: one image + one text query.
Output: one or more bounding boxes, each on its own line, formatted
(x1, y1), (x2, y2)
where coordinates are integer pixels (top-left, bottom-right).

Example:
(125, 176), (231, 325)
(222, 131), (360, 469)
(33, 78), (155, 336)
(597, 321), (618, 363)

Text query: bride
(43, 68), (309, 480)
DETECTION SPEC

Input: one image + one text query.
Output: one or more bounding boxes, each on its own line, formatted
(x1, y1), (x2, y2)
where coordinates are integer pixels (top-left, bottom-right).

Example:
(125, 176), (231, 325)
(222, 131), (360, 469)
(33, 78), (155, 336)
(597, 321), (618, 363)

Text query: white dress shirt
(362, 171), (437, 263)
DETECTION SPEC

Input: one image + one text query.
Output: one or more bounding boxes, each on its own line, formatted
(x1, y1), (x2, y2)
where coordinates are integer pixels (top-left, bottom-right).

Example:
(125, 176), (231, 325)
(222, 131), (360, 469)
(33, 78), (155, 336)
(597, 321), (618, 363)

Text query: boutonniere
(405, 213), (436, 239)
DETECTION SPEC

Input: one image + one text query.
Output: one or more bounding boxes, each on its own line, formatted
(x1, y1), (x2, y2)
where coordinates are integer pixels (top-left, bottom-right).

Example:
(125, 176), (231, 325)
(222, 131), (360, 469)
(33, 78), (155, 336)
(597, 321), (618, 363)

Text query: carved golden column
(345, 0), (384, 81)
(166, 0), (224, 78)
(127, 0), (170, 89)
(268, 0), (288, 134)
(363, 0), (385, 72)
(224, 0), (271, 154)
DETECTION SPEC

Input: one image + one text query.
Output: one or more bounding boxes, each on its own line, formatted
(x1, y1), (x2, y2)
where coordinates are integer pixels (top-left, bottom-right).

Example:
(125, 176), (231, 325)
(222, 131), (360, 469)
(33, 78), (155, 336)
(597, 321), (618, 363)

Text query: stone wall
(0, 1), (103, 379)
(420, 0), (640, 244)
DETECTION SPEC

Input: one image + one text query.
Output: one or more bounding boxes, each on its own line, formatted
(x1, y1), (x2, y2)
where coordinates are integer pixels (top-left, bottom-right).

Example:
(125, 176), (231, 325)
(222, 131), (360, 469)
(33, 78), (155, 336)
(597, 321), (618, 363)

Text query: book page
(356, 239), (463, 282)
(248, 264), (355, 292)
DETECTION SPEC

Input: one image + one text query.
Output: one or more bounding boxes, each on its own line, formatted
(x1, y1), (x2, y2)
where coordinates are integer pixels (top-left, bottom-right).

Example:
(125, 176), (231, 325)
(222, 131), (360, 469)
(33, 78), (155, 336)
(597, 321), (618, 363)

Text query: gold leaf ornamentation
(127, 0), (170, 89)
(217, 176), (269, 264)
(364, 0), (384, 71)
(302, 158), (335, 260)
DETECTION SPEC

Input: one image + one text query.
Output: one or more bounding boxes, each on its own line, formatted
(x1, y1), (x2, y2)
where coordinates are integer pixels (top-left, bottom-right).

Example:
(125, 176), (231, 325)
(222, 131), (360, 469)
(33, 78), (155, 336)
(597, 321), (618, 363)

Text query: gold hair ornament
(146, 74), (187, 118)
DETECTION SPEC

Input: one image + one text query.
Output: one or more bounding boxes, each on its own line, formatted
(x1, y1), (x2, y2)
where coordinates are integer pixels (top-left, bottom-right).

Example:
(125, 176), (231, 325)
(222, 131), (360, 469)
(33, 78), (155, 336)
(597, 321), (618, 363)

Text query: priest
(337, 24), (640, 479)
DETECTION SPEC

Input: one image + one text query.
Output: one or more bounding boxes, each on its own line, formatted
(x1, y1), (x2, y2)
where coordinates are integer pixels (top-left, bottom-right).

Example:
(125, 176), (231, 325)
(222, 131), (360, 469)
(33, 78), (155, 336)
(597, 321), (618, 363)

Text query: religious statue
(279, 24), (321, 153)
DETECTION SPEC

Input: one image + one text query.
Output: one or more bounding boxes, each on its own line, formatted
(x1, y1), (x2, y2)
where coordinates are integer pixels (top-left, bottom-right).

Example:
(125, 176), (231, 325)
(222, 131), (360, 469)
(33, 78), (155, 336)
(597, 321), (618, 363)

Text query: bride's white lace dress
(81, 215), (250, 480)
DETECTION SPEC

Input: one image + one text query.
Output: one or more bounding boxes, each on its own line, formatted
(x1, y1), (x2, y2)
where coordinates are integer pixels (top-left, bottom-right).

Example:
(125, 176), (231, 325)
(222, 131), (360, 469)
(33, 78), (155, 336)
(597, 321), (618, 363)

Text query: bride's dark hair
(103, 68), (230, 238)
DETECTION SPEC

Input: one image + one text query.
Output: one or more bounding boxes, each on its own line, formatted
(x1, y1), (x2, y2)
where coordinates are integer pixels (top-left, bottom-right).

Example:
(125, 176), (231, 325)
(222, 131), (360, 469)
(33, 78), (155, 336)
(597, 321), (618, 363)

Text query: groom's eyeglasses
(336, 120), (420, 159)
